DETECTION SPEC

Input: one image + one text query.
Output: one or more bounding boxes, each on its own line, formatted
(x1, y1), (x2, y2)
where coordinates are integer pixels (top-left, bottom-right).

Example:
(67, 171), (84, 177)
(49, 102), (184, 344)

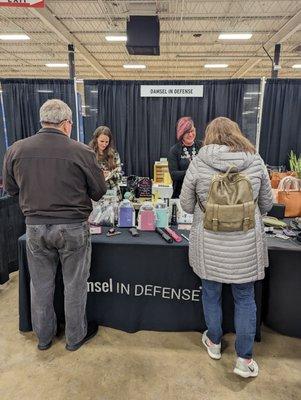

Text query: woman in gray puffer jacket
(180, 117), (273, 379)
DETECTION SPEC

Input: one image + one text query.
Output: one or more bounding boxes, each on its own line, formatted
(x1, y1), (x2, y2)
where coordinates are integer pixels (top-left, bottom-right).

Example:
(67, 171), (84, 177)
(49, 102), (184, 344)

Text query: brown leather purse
(270, 171), (296, 189)
(277, 177), (301, 217)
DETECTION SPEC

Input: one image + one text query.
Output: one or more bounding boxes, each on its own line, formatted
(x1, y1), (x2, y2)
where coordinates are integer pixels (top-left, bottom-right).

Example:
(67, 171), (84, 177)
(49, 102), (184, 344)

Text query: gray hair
(40, 99), (72, 125)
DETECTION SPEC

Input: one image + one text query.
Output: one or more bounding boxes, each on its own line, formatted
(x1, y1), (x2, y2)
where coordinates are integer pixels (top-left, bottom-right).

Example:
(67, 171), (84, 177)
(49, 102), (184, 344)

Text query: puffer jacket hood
(197, 144), (256, 173)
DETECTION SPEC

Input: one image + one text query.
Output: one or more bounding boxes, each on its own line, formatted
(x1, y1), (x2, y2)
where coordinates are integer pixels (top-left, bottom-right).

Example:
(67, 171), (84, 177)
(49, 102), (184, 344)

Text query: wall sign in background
(141, 85), (204, 98)
(0, 0), (45, 7)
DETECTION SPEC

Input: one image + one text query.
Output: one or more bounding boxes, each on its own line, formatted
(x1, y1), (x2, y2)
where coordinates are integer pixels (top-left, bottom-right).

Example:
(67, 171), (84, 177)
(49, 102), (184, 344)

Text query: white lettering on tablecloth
(88, 279), (201, 302)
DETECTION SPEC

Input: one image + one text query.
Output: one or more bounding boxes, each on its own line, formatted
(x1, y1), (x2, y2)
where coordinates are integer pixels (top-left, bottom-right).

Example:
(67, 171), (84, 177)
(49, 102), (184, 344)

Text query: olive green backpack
(197, 166), (256, 232)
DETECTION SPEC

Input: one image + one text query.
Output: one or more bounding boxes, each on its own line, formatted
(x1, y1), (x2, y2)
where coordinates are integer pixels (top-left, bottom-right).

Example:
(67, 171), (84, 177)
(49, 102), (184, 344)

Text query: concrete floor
(0, 272), (300, 400)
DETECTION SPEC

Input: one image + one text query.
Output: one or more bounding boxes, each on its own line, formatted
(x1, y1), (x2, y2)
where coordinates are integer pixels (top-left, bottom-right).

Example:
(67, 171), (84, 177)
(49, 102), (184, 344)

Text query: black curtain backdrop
(260, 79), (301, 167)
(84, 79), (259, 177)
(0, 79), (78, 145)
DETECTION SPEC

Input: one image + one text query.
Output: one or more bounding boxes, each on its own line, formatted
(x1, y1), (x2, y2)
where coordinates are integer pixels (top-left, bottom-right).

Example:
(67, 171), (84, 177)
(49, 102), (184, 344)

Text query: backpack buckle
(212, 218), (218, 231)
(243, 217), (250, 232)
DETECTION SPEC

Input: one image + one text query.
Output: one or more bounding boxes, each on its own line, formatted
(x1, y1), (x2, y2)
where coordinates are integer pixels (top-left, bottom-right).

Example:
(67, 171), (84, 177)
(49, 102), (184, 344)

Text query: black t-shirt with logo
(167, 141), (201, 198)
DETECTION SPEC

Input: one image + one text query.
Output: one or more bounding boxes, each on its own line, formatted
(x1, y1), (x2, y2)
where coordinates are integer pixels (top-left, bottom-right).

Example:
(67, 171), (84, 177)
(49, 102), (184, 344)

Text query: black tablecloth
(18, 229), (263, 340)
(0, 196), (25, 284)
(264, 236), (301, 338)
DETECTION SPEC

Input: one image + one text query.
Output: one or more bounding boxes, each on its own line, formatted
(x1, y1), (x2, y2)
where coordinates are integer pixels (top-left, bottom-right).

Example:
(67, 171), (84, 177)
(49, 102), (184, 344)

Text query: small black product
(171, 204), (177, 225)
(155, 227), (173, 243)
(129, 227), (139, 237)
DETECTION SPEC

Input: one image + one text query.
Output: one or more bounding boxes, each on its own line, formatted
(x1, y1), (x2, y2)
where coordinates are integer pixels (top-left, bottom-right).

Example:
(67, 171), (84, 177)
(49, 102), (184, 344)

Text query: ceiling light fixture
(123, 64), (146, 69)
(292, 64), (301, 68)
(105, 35), (127, 42)
(45, 63), (69, 68)
(0, 34), (30, 41)
(219, 33), (252, 40)
(204, 64), (228, 68)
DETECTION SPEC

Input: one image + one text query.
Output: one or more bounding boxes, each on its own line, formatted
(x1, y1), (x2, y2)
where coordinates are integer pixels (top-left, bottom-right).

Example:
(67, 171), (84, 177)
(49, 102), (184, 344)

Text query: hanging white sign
(141, 85), (203, 98)
(0, 0), (45, 7)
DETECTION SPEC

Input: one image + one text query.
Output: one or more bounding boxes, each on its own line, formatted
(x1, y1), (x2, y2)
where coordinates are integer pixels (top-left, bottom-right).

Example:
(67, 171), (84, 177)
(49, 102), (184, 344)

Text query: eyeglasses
(60, 119), (73, 125)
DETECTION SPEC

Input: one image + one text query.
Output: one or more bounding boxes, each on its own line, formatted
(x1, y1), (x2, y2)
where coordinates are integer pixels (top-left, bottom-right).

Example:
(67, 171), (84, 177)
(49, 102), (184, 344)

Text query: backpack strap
(243, 202), (250, 232)
(196, 194), (206, 213)
(223, 165), (238, 177)
(212, 205), (219, 231)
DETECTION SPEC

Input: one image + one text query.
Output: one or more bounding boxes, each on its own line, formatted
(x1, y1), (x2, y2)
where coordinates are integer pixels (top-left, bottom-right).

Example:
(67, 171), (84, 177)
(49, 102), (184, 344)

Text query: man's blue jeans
(201, 279), (257, 359)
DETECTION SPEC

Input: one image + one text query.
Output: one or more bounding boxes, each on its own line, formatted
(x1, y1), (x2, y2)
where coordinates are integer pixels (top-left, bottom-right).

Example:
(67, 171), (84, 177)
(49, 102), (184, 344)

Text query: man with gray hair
(3, 99), (106, 351)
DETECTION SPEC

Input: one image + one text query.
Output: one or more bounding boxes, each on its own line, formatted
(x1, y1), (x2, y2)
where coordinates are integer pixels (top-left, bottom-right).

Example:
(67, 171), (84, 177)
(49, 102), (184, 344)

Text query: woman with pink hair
(168, 117), (201, 198)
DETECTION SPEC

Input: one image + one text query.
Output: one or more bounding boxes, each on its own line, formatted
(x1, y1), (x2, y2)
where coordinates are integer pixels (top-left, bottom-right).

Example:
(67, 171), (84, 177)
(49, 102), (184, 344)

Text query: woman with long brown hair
(89, 126), (122, 198)
(180, 117), (273, 378)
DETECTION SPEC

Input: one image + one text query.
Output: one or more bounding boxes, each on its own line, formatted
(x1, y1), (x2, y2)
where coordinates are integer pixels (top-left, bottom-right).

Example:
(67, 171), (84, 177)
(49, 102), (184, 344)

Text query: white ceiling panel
(0, 0), (300, 79)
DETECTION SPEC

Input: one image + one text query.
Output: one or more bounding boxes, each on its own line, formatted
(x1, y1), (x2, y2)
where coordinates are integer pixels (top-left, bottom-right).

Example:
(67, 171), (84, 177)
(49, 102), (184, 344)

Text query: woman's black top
(167, 141), (201, 198)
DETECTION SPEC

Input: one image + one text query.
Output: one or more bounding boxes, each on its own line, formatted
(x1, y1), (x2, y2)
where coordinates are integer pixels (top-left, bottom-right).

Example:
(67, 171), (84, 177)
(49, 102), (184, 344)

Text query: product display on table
(177, 223), (192, 231)
(89, 206), (103, 226)
(267, 203), (286, 219)
(262, 216), (287, 229)
(153, 160), (170, 184)
(152, 183), (173, 201)
(270, 170), (296, 189)
(90, 226), (102, 235)
(164, 227), (182, 242)
(118, 200), (135, 228)
(90, 201), (116, 226)
(155, 201), (169, 228)
(123, 191), (135, 201)
(137, 177), (152, 198)
(277, 177), (301, 217)
(138, 202), (156, 231)
(155, 227), (173, 243)
(172, 199), (193, 224)
(282, 228), (297, 237)
(181, 233), (190, 242)
(106, 228), (121, 237)
(296, 232), (301, 244)
(171, 203), (178, 225)
(290, 218), (301, 230)
(129, 227), (139, 237)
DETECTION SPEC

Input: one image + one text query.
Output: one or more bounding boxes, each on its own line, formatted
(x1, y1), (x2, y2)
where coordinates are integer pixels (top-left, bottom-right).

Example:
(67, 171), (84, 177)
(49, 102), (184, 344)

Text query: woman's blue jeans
(201, 279), (257, 359)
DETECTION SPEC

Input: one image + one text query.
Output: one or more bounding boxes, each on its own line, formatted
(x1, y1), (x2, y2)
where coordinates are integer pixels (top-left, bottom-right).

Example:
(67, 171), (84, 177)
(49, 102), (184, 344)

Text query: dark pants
(26, 222), (91, 347)
(202, 279), (257, 359)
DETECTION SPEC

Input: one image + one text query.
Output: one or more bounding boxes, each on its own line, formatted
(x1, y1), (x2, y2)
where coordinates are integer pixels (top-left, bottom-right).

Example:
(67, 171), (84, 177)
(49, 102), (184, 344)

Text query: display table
(18, 229), (263, 339)
(264, 236), (301, 338)
(0, 196), (25, 284)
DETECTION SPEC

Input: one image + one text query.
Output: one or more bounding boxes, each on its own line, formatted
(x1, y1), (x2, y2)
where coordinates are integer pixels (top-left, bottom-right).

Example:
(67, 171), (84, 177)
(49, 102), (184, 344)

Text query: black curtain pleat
(0, 79), (78, 144)
(260, 79), (301, 166)
(84, 79), (258, 177)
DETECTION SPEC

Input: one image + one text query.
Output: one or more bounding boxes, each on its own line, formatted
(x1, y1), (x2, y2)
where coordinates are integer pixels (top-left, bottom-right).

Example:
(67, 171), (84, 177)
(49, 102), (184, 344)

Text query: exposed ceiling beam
(232, 8), (301, 78)
(30, 6), (111, 79)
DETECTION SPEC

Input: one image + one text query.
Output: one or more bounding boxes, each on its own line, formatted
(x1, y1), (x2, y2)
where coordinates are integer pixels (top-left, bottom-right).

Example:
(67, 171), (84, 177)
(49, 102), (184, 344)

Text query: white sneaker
(234, 357), (259, 378)
(202, 330), (221, 360)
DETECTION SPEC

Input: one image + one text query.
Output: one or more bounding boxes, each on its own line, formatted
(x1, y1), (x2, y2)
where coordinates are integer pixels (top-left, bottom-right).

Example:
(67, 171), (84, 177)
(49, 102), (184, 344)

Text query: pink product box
(138, 210), (156, 231)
